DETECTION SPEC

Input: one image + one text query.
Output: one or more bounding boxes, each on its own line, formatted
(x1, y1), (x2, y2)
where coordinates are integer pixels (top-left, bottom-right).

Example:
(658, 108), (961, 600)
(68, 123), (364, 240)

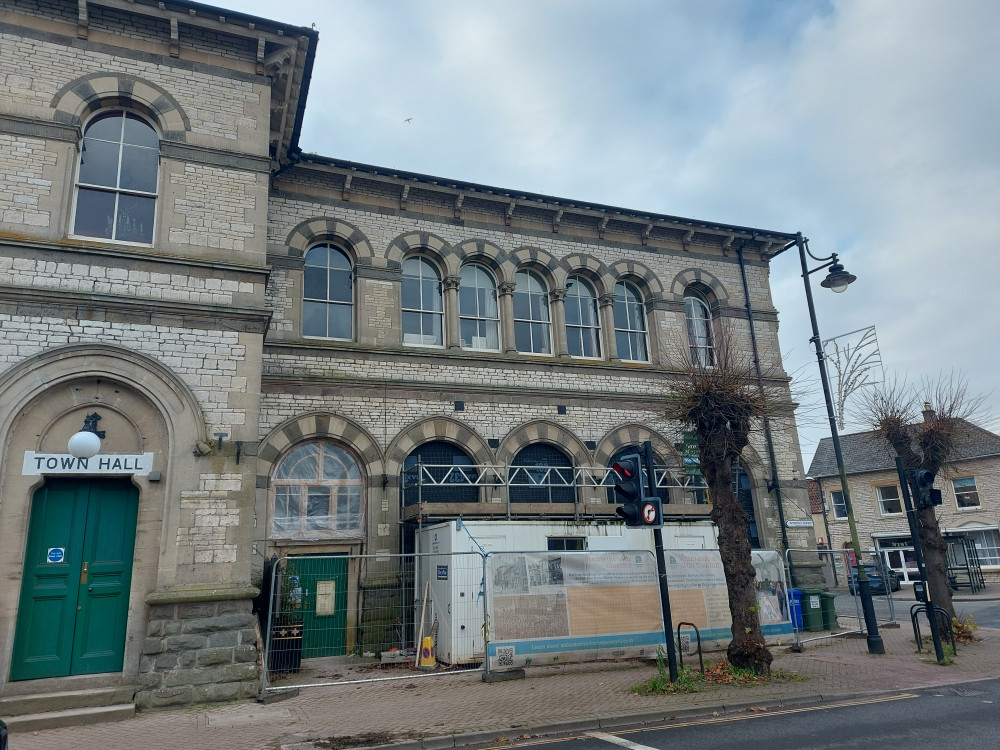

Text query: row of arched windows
(268, 438), (760, 543)
(304, 243), (715, 364)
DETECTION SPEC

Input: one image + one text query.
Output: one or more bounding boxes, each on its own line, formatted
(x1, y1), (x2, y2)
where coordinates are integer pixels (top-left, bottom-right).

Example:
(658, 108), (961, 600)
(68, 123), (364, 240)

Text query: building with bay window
(0, 0), (818, 712)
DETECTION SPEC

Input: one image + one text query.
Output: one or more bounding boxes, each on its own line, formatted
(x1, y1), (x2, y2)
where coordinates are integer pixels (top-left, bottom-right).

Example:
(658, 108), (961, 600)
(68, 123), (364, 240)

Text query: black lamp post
(794, 232), (884, 655)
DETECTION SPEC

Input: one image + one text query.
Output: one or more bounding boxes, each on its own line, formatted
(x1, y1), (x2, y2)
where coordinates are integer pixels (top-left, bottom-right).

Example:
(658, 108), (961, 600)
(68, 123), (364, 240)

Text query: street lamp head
(820, 258), (856, 293)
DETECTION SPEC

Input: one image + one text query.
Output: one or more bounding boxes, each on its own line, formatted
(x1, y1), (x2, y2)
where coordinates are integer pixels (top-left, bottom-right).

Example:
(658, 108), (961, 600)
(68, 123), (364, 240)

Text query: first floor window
(953, 477), (981, 509)
(402, 256), (444, 346)
(876, 485), (902, 515)
(303, 243), (353, 339)
(459, 264), (500, 350)
(513, 269), (551, 354)
(271, 442), (363, 538)
(74, 109), (158, 244)
(565, 276), (601, 358)
(613, 281), (648, 361)
(830, 490), (848, 519)
(684, 293), (714, 366)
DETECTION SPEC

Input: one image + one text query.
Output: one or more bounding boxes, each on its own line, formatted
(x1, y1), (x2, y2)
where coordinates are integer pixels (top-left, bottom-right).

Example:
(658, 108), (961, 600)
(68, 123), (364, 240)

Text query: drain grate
(931, 686), (986, 697)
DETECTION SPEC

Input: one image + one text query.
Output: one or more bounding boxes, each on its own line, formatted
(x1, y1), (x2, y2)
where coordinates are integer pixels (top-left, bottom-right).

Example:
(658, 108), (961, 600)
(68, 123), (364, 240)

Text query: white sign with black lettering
(23, 452), (155, 476)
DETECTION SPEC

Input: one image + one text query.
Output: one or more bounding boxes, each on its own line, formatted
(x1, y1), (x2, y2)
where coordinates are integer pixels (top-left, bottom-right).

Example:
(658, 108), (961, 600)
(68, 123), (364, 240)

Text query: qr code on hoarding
(679, 634), (691, 653)
(496, 647), (514, 667)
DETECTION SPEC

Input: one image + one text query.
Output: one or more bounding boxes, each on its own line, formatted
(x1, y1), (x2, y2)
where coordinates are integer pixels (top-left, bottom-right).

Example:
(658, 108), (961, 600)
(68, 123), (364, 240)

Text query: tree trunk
(916, 506), (956, 620)
(704, 457), (773, 676)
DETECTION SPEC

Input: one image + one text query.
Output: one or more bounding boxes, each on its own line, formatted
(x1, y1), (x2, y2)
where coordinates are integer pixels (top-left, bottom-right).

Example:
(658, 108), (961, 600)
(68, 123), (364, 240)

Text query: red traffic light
(611, 455), (642, 503)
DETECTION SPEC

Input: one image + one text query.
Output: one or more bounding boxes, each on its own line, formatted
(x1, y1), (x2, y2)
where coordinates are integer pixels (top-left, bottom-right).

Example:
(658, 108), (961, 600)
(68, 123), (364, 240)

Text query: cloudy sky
(238, 0), (1000, 464)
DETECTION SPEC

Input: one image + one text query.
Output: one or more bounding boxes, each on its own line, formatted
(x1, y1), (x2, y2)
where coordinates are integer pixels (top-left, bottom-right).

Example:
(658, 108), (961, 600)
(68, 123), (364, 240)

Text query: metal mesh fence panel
(262, 552), (486, 687)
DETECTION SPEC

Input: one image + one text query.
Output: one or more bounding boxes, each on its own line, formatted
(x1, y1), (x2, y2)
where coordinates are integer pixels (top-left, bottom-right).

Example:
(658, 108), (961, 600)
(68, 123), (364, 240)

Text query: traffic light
(908, 469), (941, 510)
(612, 454), (662, 528)
(611, 454), (643, 504)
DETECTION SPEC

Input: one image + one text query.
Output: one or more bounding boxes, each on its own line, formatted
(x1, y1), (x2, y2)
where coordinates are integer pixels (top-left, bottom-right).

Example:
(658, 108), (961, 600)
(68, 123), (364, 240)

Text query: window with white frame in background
(830, 490), (848, 519)
(965, 529), (1000, 566)
(876, 485), (902, 515)
(74, 110), (158, 244)
(952, 476), (981, 509)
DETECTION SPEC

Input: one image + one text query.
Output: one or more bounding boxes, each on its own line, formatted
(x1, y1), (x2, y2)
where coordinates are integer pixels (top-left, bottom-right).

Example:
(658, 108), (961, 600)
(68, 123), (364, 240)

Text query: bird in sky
(404, 117), (413, 124)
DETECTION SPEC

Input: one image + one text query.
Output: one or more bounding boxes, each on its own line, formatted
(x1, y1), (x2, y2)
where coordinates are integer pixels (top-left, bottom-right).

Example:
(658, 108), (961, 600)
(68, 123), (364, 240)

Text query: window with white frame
(271, 442), (363, 539)
(876, 485), (902, 515)
(684, 292), (714, 366)
(565, 276), (601, 358)
(952, 476), (981, 509)
(458, 264), (500, 350)
(303, 243), (353, 340)
(830, 490), (848, 519)
(402, 256), (444, 346)
(965, 528), (1000, 566)
(74, 109), (158, 244)
(513, 269), (551, 354)
(613, 281), (648, 362)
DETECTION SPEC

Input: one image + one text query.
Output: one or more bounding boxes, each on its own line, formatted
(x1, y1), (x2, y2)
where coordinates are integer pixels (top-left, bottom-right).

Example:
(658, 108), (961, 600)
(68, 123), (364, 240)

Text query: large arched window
(510, 444), (574, 504)
(402, 256), (444, 346)
(303, 243), (353, 340)
(459, 264), (500, 351)
(565, 276), (601, 358)
(73, 110), (158, 244)
(271, 442), (364, 539)
(685, 291), (714, 366)
(513, 269), (551, 354)
(401, 441), (477, 506)
(613, 281), (648, 362)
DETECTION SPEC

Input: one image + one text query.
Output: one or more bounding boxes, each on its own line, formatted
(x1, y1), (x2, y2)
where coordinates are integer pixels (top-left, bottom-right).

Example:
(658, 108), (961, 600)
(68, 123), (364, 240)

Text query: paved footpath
(11, 624), (1000, 750)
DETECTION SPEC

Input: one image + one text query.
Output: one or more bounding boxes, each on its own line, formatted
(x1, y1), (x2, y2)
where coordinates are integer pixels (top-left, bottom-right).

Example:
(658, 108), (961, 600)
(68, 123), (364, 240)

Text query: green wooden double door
(10, 478), (138, 681)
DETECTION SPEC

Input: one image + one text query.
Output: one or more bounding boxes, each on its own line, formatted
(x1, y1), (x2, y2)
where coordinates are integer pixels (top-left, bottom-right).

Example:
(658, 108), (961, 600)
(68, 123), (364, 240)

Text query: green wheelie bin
(800, 588), (824, 632)
(819, 591), (838, 630)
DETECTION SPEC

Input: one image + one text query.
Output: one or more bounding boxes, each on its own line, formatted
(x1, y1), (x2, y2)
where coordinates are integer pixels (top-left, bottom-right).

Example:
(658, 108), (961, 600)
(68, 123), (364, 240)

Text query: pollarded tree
(857, 373), (988, 621)
(663, 327), (775, 675)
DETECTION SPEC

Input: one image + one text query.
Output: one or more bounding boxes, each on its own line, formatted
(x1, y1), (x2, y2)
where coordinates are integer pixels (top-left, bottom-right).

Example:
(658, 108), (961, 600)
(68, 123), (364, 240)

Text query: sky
(236, 0), (1000, 466)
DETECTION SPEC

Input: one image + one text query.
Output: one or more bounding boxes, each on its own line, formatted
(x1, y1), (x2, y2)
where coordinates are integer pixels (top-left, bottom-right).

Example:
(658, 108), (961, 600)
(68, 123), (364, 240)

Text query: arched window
(271, 442), (364, 539)
(565, 276), (601, 358)
(303, 243), (353, 340)
(73, 110), (158, 244)
(510, 444), (574, 504)
(402, 256), (444, 346)
(513, 269), (551, 354)
(401, 441), (477, 506)
(685, 291), (714, 366)
(613, 281), (648, 362)
(459, 265), (500, 351)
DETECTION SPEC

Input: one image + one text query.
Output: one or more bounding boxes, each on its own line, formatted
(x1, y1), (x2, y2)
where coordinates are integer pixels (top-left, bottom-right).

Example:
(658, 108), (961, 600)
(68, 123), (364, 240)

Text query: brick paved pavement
(11, 625), (1000, 750)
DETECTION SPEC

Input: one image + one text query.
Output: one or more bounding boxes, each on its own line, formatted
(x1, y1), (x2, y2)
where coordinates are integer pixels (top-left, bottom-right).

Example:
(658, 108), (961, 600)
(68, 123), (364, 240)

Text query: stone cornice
(0, 113), (79, 142)
(0, 287), (271, 334)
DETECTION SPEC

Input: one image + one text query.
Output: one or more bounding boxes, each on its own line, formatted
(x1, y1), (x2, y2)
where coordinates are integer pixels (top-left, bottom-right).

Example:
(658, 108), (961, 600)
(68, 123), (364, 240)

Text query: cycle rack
(676, 621), (704, 674)
(909, 603), (956, 655)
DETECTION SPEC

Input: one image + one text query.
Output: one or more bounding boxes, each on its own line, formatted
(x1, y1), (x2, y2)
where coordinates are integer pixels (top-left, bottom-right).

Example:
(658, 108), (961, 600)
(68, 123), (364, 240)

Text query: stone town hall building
(0, 0), (818, 709)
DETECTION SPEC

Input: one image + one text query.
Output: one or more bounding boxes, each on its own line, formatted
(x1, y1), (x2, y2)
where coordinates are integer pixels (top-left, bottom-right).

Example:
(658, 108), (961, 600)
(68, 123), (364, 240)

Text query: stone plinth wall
(138, 599), (260, 708)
